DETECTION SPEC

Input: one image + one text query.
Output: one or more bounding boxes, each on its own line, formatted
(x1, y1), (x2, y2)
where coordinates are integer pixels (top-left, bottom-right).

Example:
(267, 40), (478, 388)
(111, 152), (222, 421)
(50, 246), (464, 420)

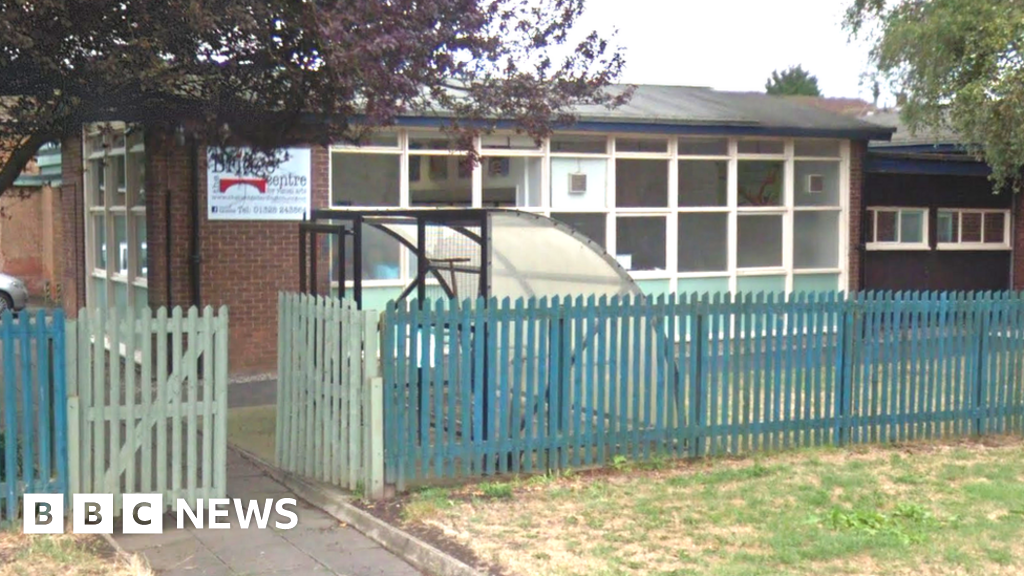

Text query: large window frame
(83, 123), (148, 313)
(936, 208), (1011, 251)
(865, 207), (930, 251)
(329, 131), (851, 295)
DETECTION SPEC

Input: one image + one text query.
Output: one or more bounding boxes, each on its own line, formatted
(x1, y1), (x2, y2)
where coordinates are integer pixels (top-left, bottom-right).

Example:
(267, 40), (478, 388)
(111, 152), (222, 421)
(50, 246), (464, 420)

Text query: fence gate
(0, 311), (68, 522)
(67, 306), (229, 515)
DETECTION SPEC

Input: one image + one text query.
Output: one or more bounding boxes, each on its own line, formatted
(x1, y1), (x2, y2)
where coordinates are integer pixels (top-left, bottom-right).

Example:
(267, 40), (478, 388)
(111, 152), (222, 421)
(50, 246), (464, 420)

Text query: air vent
(807, 174), (824, 194)
(568, 173), (587, 195)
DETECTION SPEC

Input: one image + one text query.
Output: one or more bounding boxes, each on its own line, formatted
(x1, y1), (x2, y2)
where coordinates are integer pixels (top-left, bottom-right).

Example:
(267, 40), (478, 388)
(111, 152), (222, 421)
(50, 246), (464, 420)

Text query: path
(113, 449), (422, 576)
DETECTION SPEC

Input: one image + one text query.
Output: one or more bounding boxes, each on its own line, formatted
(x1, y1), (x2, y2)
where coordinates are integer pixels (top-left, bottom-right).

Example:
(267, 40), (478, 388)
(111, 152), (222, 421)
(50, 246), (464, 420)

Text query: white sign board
(207, 147), (311, 220)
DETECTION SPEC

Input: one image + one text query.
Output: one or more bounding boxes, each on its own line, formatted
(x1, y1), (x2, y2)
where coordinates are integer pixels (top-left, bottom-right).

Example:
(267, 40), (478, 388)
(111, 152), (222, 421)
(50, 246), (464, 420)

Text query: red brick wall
(146, 135), (330, 375)
(0, 188), (44, 292)
(60, 133), (86, 315)
(848, 140), (866, 292)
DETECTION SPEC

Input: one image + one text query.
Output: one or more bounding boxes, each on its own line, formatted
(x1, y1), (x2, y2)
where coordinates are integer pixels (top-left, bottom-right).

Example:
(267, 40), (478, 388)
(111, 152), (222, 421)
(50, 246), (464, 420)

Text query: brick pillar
(847, 140), (867, 293)
(1013, 194), (1024, 290)
(145, 130), (192, 311)
(59, 133), (85, 316)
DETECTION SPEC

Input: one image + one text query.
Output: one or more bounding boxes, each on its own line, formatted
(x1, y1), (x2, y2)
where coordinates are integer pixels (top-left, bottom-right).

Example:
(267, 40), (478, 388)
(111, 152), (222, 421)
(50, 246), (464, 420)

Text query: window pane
(114, 215), (127, 275)
(876, 211), (897, 242)
(113, 155), (127, 197)
(984, 213), (1005, 243)
(408, 133), (454, 151)
(616, 217), (666, 271)
(90, 159), (105, 206)
(483, 156), (541, 207)
(738, 140), (783, 154)
(550, 158), (606, 210)
(793, 273), (840, 294)
(550, 134), (606, 154)
(551, 213), (606, 248)
(94, 215), (107, 270)
(349, 132), (399, 147)
(409, 156), (471, 206)
(616, 137), (667, 153)
(961, 212), (982, 242)
(481, 134), (540, 151)
(678, 161), (727, 207)
(900, 210), (924, 243)
(737, 161), (784, 206)
(615, 159), (668, 207)
(135, 216), (148, 278)
(131, 151), (146, 206)
(331, 152), (400, 206)
(337, 225), (402, 281)
(678, 213), (727, 272)
(794, 211), (839, 268)
(794, 139), (840, 157)
(937, 211), (957, 243)
(794, 161), (840, 206)
(737, 215), (782, 268)
(678, 137), (728, 156)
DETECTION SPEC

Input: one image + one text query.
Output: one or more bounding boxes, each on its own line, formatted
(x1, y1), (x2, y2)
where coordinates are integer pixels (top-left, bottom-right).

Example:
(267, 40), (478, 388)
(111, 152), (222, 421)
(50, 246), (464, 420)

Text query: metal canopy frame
(299, 208), (493, 309)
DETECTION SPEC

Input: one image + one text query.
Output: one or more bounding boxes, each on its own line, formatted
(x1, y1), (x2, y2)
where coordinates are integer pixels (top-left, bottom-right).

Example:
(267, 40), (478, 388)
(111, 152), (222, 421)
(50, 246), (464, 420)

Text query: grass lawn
(226, 405), (276, 463)
(0, 532), (151, 576)
(401, 437), (1024, 576)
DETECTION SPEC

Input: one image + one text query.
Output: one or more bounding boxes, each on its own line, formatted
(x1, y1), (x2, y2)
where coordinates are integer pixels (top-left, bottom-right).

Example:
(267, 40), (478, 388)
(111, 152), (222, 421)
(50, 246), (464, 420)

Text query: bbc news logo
(23, 494), (298, 534)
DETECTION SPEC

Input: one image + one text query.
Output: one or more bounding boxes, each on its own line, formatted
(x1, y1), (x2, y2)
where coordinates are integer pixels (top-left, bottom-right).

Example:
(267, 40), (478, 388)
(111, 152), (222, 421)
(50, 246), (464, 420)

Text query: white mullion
(606, 135), (617, 258)
(839, 140), (850, 292)
(667, 138), (679, 290)
(783, 139), (794, 294)
(471, 135), (482, 208)
(727, 138), (738, 294)
(398, 130), (411, 282)
(540, 137), (551, 211)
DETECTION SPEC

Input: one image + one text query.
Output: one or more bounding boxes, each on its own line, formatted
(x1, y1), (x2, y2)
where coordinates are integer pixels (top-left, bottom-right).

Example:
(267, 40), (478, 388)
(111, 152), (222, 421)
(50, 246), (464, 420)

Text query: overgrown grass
(0, 531), (152, 576)
(401, 437), (1024, 576)
(226, 405), (276, 463)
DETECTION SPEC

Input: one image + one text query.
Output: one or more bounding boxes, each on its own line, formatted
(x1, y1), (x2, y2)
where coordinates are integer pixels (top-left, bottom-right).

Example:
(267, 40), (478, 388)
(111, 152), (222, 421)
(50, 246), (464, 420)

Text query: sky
(570, 0), (883, 104)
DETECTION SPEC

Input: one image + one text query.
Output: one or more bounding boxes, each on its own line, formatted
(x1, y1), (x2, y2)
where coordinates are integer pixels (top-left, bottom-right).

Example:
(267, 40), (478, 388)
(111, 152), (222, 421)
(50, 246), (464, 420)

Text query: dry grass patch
(0, 532), (152, 576)
(401, 438), (1024, 576)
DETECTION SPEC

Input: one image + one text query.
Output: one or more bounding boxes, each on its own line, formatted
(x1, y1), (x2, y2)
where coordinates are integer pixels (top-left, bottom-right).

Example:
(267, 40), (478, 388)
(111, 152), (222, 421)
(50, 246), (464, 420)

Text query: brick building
(1, 143), (63, 298)
(57, 85), (895, 375)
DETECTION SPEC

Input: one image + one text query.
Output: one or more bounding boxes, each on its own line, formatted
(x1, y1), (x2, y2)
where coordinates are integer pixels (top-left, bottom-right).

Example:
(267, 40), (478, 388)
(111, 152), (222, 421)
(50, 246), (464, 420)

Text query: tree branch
(0, 133), (53, 196)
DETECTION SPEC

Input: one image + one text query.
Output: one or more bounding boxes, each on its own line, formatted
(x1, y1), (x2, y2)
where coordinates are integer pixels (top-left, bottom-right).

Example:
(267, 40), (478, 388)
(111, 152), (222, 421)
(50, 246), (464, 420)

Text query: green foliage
(822, 502), (937, 545)
(765, 65), (822, 96)
(479, 481), (514, 499)
(846, 0), (1024, 192)
(611, 454), (633, 472)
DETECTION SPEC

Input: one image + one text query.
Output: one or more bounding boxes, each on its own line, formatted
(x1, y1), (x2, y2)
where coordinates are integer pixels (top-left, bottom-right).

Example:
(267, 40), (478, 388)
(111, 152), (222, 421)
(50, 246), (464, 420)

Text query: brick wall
(146, 136), (330, 375)
(0, 188), (44, 292)
(847, 140), (866, 292)
(60, 133), (85, 315)
(1014, 194), (1024, 290)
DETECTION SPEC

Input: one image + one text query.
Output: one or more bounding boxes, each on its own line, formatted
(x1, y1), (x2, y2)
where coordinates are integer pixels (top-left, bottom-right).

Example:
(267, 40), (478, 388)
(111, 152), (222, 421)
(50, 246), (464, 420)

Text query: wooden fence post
(692, 299), (706, 458)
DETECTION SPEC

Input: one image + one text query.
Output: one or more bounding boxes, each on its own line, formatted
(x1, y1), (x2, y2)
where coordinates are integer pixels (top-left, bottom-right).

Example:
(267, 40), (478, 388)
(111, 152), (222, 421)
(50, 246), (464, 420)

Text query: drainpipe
(188, 135), (202, 308)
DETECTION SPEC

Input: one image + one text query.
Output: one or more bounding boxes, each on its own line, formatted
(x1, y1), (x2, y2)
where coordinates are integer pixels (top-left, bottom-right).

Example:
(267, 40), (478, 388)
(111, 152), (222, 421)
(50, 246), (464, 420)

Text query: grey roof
(861, 109), (962, 147)
(566, 85), (895, 140)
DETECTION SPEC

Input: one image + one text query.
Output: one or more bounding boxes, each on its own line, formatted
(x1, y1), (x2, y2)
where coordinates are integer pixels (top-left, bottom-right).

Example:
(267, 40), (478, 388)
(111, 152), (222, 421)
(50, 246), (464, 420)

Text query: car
(0, 272), (28, 314)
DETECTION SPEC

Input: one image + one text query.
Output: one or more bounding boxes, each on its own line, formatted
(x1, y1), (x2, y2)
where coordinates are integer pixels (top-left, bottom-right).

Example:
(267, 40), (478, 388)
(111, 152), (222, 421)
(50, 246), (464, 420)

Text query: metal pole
(354, 215), (364, 309)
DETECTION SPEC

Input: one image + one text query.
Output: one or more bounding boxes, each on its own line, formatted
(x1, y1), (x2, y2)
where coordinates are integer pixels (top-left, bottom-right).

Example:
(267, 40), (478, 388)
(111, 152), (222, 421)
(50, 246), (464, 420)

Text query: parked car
(0, 272), (28, 314)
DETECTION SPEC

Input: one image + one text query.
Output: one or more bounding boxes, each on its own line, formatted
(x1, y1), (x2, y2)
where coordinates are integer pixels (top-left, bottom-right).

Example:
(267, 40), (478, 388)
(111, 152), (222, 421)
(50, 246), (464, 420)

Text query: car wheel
(0, 292), (11, 315)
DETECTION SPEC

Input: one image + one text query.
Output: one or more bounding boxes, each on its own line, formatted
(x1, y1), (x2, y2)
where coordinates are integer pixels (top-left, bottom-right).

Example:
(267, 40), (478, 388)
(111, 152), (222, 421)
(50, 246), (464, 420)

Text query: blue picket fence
(0, 310), (68, 522)
(380, 291), (1024, 487)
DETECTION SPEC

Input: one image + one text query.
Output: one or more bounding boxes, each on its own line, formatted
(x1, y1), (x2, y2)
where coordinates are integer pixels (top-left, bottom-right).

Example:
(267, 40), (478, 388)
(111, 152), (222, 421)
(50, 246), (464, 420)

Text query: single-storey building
(56, 85), (911, 374)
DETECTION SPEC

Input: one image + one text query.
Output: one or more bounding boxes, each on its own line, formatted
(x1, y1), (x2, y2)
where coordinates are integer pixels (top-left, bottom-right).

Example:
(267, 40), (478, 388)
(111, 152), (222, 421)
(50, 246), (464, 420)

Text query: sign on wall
(207, 147), (311, 220)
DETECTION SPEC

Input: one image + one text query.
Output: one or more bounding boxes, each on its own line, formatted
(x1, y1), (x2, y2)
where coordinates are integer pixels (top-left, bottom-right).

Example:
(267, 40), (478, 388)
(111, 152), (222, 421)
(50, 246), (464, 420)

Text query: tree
(765, 65), (822, 96)
(0, 0), (627, 194)
(846, 0), (1024, 192)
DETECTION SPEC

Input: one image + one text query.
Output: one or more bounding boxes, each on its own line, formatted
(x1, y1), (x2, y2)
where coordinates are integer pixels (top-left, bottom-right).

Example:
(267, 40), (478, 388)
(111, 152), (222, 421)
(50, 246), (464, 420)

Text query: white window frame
(865, 207), (930, 251)
(936, 208), (1011, 251)
(328, 132), (850, 296)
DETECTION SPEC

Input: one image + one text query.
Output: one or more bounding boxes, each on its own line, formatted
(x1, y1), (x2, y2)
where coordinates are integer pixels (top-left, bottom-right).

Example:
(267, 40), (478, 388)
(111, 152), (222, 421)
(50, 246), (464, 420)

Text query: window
(551, 213), (606, 248)
(678, 213), (727, 272)
(678, 137), (728, 156)
(483, 156), (542, 207)
(331, 152), (400, 206)
(866, 208), (928, 249)
(678, 161), (727, 207)
(616, 159), (668, 207)
(738, 140), (784, 155)
(737, 215), (783, 268)
(84, 123), (147, 313)
(616, 216), (666, 271)
(936, 209), (1010, 249)
(794, 211), (839, 269)
(737, 161), (784, 206)
(551, 157), (606, 209)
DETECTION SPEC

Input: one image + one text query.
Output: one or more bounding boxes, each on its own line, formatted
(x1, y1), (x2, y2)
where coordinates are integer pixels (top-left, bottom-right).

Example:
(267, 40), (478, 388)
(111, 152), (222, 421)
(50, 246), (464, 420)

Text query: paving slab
(113, 450), (421, 576)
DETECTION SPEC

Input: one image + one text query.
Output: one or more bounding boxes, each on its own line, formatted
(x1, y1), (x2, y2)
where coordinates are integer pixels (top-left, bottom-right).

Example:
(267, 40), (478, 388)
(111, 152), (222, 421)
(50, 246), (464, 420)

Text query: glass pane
(961, 212), (982, 242)
(112, 132), (126, 150)
(135, 216), (148, 278)
(737, 214), (782, 268)
(615, 159), (668, 207)
(86, 132), (105, 155)
(94, 215), (107, 270)
(480, 133), (541, 151)
(616, 217), (666, 271)
(984, 213), (1005, 243)
(794, 139), (840, 157)
(875, 211), (897, 242)
(337, 225), (402, 281)
(550, 158), (606, 209)
(937, 211), (956, 243)
(794, 211), (839, 269)
(483, 156), (541, 207)
(738, 140), (784, 154)
(350, 132), (399, 147)
(615, 137), (667, 153)
(550, 134), (606, 154)
(678, 213), (727, 272)
(409, 156), (471, 206)
(114, 215), (128, 275)
(678, 161), (727, 207)
(551, 213), (606, 248)
(113, 155), (127, 197)
(113, 281), (128, 312)
(793, 273), (840, 294)
(90, 159), (105, 206)
(408, 132), (454, 150)
(678, 137), (728, 156)
(134, 286), (148, 316)
(91, 277), (107, 311)
(737, 161), (784, 206)
(331, 152), (400, 206)
(794, 161), (840, 206)
(900, 210), (924, 243)
(132, 152), (146, 206)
